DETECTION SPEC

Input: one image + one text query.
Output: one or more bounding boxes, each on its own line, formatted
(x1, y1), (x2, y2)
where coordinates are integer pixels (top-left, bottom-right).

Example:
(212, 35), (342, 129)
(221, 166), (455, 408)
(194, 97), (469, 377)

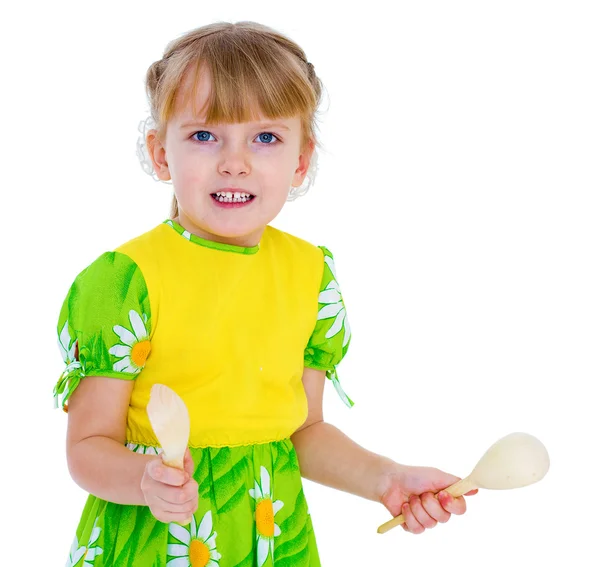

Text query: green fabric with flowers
(54, 251), (151, 409)
(304, 246), (353, 407)
(66, 441), (320, 567)
(55, 221), (352, 566)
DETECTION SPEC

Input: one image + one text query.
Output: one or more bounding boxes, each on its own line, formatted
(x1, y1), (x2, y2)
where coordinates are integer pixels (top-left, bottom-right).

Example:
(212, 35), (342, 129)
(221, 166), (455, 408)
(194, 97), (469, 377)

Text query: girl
(54, 21), (476, 567)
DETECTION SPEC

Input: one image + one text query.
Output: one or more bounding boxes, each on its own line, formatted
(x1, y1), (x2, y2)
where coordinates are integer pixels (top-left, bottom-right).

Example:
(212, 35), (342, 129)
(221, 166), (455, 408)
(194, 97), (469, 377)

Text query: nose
(218, 142), (250, 177)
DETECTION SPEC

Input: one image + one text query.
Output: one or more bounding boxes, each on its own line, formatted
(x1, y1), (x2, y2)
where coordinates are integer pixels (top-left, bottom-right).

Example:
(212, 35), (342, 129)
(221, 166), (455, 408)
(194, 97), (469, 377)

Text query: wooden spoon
(146, 384), (190, 468)
(146, 384), (192, 524)
(377, 432), (550, 534)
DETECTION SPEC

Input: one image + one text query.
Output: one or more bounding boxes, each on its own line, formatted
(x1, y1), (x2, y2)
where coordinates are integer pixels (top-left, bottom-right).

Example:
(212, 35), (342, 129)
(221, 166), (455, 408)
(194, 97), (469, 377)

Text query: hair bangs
(162, 33), (316, 129)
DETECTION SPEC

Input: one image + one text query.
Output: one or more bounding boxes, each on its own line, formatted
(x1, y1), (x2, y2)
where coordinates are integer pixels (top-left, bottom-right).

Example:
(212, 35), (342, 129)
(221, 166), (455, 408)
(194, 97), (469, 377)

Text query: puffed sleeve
(304, 246), (354, 407)
(53, 251), (152, 411)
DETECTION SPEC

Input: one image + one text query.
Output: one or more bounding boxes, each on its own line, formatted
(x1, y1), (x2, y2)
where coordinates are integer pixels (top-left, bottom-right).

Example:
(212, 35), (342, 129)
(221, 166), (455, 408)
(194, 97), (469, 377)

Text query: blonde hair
(144, 21), (325, 218)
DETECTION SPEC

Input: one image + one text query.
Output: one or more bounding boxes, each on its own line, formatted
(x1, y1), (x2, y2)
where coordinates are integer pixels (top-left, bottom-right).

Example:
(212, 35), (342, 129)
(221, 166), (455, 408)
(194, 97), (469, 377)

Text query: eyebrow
(179, 121), (290, 131)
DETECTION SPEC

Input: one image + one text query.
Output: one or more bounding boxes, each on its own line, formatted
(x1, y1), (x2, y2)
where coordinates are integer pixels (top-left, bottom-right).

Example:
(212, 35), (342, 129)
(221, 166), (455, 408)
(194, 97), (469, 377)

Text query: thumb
(427, 470), (479, 498)
(425, 469), (462, 493)
(183, 447), (195, 478)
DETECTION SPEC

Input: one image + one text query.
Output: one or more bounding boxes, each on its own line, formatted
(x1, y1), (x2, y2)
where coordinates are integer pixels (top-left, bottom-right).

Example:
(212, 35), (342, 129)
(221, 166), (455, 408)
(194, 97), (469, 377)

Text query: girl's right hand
(141, 447), (199, 524)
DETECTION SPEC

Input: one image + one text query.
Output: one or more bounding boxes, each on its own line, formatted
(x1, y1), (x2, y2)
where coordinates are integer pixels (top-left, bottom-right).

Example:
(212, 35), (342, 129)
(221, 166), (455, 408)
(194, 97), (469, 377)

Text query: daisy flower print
(108, 309), (151, 373)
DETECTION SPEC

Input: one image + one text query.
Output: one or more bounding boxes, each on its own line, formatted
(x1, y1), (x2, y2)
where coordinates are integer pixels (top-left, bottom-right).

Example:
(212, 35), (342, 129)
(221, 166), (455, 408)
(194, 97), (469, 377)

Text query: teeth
(214, 190), (253, 203)
(214, 191), (253, 203)
(215, 191), (252, 198)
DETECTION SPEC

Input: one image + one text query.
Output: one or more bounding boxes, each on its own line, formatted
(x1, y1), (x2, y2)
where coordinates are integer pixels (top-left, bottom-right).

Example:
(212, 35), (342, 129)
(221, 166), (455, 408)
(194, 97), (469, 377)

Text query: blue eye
(256, 132), (278, 144)
(193, 131), (215, 142)
(192, 131), (279, 144)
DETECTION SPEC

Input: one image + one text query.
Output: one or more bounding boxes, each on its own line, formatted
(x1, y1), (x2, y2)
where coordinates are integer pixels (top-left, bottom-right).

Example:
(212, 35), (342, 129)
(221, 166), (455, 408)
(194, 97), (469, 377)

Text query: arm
(290, 367), (476, 534)
(290, 367), (395, 503)
(66, 376), (155, 505)
(67, 376), (198, 521)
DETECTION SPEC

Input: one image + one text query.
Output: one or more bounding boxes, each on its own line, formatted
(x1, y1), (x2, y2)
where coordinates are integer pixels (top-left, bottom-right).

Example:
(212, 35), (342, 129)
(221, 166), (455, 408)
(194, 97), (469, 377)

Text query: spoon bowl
(146, 384), (190, 469)
(377, 432), (549, 534)
(470, 432), (550, 490)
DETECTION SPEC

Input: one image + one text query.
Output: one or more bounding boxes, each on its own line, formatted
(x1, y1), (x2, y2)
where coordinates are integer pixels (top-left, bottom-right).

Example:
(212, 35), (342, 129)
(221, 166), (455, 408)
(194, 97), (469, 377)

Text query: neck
(174, 214), (264, 248)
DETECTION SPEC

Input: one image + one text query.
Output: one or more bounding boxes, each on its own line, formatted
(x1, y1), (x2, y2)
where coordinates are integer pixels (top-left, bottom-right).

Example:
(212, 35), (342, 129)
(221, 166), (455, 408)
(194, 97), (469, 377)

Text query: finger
(152, 497), (198, 518)
(422, 492), (451, 523)
(401, 502), (425, 535)
(160, 497), (198, 516)
(438, 491), (467, 516)
(152, 509), (196, 525)
(146, 486), (198, 513)
(149, 461), (188, 487)
(151, 482), (198, 507)
(408, 494), (437, 529)
(183, 447), (195, 477)
(465, 489), (478, 496)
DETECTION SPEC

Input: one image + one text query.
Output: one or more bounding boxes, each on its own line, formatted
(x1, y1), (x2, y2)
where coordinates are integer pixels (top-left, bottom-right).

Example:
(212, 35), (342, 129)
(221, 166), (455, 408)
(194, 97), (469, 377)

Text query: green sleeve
(54, 251), (152, 410)
(304, 246), (354, 407)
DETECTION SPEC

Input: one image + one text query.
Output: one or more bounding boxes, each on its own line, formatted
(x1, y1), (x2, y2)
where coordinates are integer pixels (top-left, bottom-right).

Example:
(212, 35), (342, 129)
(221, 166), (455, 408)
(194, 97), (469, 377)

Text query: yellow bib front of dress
(115, 223), (324, 448)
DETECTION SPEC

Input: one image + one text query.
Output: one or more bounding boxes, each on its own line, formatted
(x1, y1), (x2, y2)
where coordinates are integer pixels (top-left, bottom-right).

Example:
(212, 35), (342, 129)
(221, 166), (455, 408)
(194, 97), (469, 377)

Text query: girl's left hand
(379, 464), (478, 534)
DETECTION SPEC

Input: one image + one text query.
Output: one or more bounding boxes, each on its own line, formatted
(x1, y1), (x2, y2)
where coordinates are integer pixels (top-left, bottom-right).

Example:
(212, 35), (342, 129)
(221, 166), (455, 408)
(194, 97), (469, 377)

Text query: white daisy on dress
(167, 510), (221, 567)
(65, 534), (85, 567)
(108, 309), (151, 374)
(126, 442), (163, 456)
(58, 321), (77, 365)
(68, 518), (103, 567)
(82, 518), (104, 566)
(249, 466), (284, 566)
(317, 256), (351, 348)
(55, 320), (84, 409)
(58, 321), (82, 374)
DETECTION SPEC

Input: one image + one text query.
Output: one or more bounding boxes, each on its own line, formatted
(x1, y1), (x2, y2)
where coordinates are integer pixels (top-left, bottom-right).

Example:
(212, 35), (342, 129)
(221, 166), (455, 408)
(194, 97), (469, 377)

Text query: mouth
(210, 191), (256, 208)
(210, 191), (256, 204)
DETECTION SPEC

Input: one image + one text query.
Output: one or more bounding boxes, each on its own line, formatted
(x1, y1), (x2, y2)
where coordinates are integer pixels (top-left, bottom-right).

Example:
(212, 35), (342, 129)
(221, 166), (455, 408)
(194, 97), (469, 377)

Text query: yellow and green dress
(54, 219), (353, 567)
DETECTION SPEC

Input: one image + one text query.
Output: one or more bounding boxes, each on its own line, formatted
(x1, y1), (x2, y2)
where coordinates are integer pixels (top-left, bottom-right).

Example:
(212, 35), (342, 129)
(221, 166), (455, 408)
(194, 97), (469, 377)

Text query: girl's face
(147, 68), (315, 247)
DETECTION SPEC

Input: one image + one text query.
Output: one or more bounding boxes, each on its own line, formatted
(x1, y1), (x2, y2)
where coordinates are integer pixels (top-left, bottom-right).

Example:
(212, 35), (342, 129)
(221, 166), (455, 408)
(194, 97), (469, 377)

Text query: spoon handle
(160, 452), (192, 526)
(377, 477), (478, 534)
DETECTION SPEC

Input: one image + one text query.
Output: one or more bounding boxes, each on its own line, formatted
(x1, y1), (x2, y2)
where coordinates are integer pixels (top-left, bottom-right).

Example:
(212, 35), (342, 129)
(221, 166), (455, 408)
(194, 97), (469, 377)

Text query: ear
(292, 139), (316, 187)
(146, 129), (171, 181)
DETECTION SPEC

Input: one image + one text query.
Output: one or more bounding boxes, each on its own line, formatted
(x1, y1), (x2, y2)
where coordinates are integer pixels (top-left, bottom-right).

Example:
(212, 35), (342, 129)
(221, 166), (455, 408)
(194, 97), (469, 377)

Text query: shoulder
(70, 250), (141, 290)
(263, 225), (325, 264)
(61, 249), (149, 323)
(60, 225), (165, 317)
(68, 222), (166, 279)
(115, 222), (170, 258)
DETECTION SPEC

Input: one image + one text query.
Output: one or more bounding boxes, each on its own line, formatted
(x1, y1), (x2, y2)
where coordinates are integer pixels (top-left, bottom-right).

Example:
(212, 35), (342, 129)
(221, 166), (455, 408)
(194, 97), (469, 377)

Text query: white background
(1, 1), (598, 565)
